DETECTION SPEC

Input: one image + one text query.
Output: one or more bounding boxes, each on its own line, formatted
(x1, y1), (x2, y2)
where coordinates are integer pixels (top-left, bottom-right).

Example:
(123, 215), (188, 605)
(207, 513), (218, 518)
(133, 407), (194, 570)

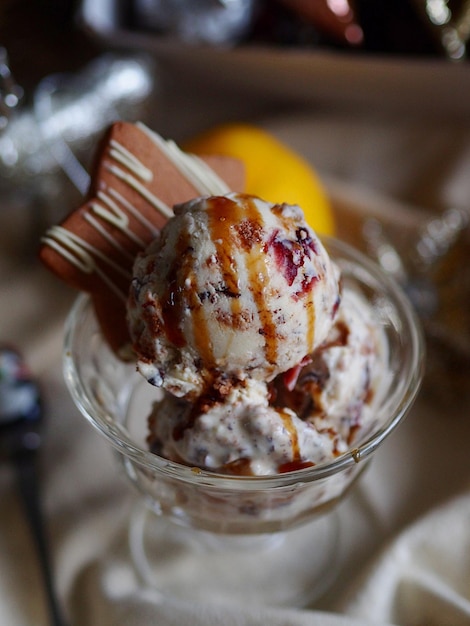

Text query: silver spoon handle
(15, 452), (69, 626)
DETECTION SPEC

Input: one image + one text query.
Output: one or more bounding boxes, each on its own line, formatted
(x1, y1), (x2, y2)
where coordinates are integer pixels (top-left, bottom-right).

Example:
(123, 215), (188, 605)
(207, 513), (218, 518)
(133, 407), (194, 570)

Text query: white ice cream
(128, 193), (340, 398)
(270, 287), (389, 446)
(147, 378), (339, 475)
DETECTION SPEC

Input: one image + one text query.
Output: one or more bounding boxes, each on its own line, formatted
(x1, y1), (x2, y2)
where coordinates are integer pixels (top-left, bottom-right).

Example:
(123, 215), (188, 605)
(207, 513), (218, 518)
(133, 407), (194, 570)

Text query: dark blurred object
(261, 0), (466, 55)
(354, 0), (439, 55)
(0, 53), (154, 232)
(411, 0), (470, 59)
(0, 47), (24, 130)
(0, 345), (42, 445)
(364, 206), (470, 353)
(363, 206), (470, 405)
(127, 0), (257, 45)
(114, 0), (469, 56)
(3, 0), (462, 60)
(276, 0), (364, 46)
(0, 0), (100, 95)
(124, 0), (364, 48)
(0, 53), (154, 193)
(356, 0), (470, 58)
(0, 345), (69, 625)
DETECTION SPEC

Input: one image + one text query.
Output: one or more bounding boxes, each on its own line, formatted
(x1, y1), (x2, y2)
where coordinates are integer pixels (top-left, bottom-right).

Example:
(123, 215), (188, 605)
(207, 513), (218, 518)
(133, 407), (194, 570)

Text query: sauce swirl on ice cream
(128, 192), (340, 399)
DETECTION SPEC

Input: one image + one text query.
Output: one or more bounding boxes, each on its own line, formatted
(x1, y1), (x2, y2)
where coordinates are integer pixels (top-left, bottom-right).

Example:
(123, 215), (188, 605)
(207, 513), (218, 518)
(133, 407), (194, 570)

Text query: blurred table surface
(1, 3), (470, 625)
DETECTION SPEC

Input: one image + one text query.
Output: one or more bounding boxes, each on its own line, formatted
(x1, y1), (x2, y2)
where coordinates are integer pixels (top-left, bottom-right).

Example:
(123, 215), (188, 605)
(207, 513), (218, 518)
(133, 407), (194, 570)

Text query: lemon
(184, 123), (334, 235)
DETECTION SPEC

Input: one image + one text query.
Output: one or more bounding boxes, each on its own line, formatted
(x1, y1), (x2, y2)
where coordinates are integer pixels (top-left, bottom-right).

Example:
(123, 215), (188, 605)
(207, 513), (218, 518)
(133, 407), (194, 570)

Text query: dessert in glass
(42, 123), (424, 606)
(63, 201), (424, 606)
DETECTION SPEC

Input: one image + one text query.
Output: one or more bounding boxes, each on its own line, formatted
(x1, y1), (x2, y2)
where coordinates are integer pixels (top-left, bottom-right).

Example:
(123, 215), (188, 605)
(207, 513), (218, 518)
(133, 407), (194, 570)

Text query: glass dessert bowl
(63, 237), (424, 606)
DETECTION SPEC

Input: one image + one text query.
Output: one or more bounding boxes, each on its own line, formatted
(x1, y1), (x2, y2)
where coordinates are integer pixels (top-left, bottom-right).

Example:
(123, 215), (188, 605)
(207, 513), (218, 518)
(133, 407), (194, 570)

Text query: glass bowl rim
(63, 236), (425, 490)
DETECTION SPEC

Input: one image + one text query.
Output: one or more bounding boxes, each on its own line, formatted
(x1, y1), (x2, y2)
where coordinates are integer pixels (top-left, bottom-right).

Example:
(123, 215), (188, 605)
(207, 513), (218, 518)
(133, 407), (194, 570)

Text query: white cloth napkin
(342, 492), (470, 626)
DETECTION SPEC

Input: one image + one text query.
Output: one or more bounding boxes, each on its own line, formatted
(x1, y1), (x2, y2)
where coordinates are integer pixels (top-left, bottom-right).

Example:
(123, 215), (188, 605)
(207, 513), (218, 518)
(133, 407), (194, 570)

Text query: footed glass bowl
(63, 237), (424, 606)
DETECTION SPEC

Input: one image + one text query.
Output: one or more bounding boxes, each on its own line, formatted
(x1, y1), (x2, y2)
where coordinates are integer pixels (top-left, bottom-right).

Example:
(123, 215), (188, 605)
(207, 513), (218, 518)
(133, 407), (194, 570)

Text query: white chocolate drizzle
(42, 124), (233, 299)
(136, 122), (230, 195)
(90, 191), (146, 247)
(109, 139), (153, 182)
(104, 162), (174, 220)
(84, 212), (135, 263)
(107, 186), (160, 238)
(41, 226), (131, 300)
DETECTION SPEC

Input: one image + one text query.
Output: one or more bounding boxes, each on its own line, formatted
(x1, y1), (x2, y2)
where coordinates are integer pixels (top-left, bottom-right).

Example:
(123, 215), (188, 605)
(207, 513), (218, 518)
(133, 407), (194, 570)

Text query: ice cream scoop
(128, 192), (341, 398)
(147, 378), (337, 476)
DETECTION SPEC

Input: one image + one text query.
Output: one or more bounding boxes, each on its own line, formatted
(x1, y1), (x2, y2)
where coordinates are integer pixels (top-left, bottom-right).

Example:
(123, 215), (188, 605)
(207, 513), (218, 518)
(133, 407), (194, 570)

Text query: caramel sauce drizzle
(206, 196), (244, 364)
(279, 408), (301, 464)
(205, 195), (280, 370)
(241, 196), (278, 367)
